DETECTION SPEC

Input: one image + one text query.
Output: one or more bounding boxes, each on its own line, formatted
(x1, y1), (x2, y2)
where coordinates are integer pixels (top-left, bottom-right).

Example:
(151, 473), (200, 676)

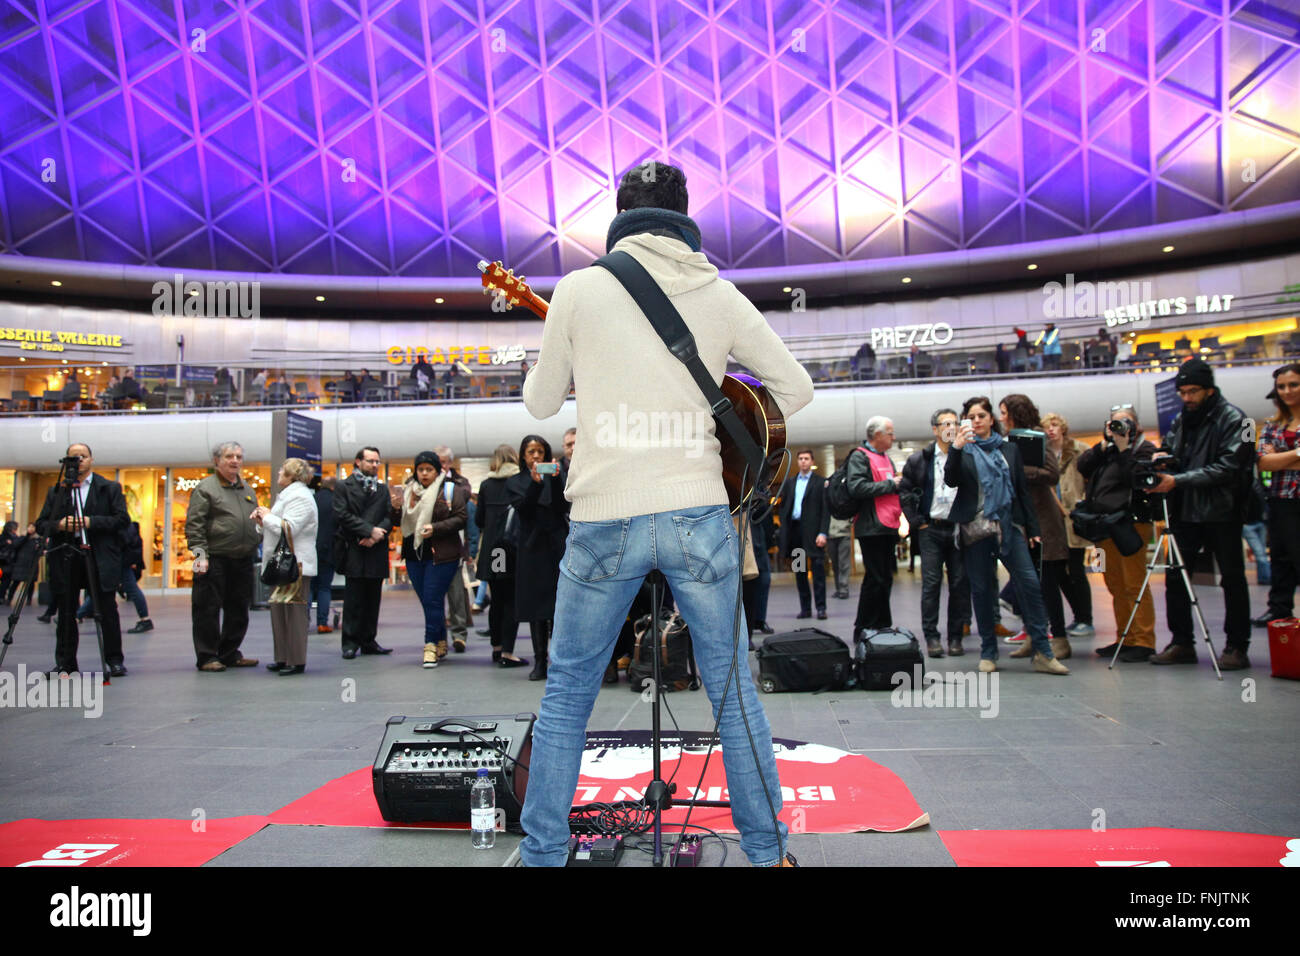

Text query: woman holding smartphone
(945, 397), (1068, 674)
(506, 434), (570, 680)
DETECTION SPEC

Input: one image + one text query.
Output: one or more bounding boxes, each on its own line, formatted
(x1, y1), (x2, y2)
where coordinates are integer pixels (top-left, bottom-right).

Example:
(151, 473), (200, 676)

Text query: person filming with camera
(1144, 358), (1253, 669)
(1076, 406), (1157, 661)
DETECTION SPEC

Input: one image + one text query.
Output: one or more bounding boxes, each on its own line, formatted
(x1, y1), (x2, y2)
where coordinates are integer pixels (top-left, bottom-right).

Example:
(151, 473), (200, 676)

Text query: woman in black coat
(505, 434), (570, 680)
(4, 523), (41, 605)
(475, 443), (526, 667)
(945, 396), (1067, 675)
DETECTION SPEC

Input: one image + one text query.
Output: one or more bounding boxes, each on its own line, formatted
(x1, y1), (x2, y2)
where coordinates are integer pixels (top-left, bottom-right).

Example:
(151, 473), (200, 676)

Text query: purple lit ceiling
(1, 0), (1298, 278)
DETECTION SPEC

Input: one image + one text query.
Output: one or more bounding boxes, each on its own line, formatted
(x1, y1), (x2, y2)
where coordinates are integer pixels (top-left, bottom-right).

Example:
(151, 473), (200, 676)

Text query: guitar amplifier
(372, 713), (534, 827)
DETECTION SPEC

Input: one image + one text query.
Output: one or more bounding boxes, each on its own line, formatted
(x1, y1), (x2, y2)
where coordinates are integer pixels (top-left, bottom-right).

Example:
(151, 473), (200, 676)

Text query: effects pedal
(671, 834), (702, 867)
(566, 834), (624, 867)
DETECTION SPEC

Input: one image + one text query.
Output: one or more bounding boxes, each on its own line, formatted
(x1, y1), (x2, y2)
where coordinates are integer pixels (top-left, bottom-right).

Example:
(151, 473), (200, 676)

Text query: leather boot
(1050, 636), (1072, 660)
(529, 621), (549, 681)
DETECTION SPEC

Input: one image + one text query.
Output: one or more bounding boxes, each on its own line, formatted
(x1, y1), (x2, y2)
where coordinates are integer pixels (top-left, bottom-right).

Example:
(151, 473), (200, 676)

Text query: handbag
(502, 505), (520, 550)
(260, 521), (301, 587)
(959, 512), (1000, 548)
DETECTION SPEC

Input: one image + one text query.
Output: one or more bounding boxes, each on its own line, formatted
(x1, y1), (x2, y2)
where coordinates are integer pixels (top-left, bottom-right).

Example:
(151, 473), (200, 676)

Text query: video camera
(59, 455), (83, 486)
(1131, 455), (1179, 491)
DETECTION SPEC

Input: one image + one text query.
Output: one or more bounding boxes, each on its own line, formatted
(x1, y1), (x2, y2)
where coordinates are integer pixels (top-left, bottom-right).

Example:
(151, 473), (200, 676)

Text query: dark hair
(796, 448), (814, 458)
(1270, 362), (1300, 422)
(999, 393), (1040, 430)
(519, 434), (552, 464)
(930, 408), (958, 427)
(616, 162), (689, 214)
(355, 446), (380, 462)
(961, 396), (997, 430)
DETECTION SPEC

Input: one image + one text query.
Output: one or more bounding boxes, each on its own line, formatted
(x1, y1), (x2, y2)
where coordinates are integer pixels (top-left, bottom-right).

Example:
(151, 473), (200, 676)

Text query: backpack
(627, 611), (699, 693)
(825, 446), (870, 520)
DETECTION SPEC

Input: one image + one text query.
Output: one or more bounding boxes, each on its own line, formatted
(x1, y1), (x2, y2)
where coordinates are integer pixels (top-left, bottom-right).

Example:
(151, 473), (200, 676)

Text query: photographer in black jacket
(1076, 405), (1157, 661)
(1145, 359), (1253, 669)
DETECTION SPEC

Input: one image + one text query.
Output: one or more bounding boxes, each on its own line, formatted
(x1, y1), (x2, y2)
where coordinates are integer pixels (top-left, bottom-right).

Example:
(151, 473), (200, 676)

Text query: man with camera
(1076, 406), (1157, 661)
(900, 409), (970, 657)
(35, 443), (130, 677)
(1145, 359), (1253, 669)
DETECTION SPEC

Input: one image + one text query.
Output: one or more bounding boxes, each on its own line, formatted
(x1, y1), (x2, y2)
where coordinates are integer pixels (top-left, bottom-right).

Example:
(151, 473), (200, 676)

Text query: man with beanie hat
(1147, 358), (1254, 669)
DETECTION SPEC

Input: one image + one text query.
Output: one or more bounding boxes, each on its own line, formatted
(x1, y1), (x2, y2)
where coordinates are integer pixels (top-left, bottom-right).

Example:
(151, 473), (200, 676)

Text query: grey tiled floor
(2, 567), (1296, 866)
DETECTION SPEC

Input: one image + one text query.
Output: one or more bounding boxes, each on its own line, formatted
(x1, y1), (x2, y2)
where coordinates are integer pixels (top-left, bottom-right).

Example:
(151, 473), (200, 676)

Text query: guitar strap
(593, 250), (769, 489)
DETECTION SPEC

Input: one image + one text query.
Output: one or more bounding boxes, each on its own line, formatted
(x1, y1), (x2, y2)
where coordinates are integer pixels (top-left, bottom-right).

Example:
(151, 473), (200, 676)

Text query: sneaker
(978, 659), (997, 673)
(1004, 630), (1028, 645)
(1117, 645), (1155, 663)
(1050, 637), (1072, 660)
(1066, 621), (1095, 637)
(1150, 642), (1197, 665)
(1032, 652), (1069, 675)
(435, 640), (448, 661)
(317, 624), (333, 634)
(127, 619), (154, 633)
(1216, 647), (1250, 670)
(423, 643), (438, 669)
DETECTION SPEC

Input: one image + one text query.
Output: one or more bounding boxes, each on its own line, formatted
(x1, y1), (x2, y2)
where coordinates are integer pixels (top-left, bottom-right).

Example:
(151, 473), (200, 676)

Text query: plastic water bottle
(470, 768), (495, 850)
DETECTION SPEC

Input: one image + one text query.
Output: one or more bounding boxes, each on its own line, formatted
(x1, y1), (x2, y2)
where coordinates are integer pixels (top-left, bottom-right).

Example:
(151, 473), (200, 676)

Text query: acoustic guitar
(477, 259), (786, 513)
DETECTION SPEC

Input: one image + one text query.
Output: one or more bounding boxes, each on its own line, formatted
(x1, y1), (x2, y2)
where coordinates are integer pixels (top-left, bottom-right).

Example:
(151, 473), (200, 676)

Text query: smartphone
(960, 418), (972, 433)
(535, 462), (559, 475)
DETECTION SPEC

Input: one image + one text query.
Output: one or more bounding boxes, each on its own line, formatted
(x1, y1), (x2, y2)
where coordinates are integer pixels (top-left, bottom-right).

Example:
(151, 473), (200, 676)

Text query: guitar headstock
(477, 260), (548, 317)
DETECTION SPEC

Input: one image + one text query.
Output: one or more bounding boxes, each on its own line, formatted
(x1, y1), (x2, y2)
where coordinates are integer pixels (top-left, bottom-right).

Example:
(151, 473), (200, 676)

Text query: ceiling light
(51, 280), (62, 287)
(1162, 245), (1174, 253)
(315, 295), (325, 302)
(901, 276), (912, 284)
(782, 286), (792, 293)
(1026, 263), (1038, 270)
(434, 297), (445, 304)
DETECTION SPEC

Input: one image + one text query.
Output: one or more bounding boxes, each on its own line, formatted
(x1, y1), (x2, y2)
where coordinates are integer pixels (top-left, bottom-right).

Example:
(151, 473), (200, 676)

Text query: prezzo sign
(870, 322), (953, 351)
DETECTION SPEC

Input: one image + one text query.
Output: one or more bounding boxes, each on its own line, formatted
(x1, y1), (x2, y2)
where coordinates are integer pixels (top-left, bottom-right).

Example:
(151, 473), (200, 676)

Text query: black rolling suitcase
(854, 627), (924, 690)
(756, 628), (852, 693)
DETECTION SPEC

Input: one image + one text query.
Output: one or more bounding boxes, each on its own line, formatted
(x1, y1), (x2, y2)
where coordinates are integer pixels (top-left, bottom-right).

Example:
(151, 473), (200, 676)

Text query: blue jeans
(963, 524), (1053, 660)
(1242, 521), (1270, 585)
(314, 559), (334, 626)
(79, 570), (149, 619)
(475, 580), (489, 606)
(407, 557), (458, 644)
(519, 505), (789, 867)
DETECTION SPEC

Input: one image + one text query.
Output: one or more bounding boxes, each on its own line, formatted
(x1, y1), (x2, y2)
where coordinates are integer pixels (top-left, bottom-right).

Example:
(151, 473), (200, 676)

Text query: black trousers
(1266, 499), (1299, 620)
(917, 522), (969, 643)
(1061, 546), (1094, 624)
(192, 554), (254, 666)
(53, 555), (122, 671)
(787, 520), (826, 614)
(854, 534), (898, 631)
(1167, 521), (1251, 650)
(487, 578), (519, 654)
(342, 576), (383, 650)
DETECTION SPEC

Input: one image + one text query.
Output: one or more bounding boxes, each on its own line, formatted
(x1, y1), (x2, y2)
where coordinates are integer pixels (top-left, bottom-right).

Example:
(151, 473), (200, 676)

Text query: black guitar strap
(594, 250), (768, 487)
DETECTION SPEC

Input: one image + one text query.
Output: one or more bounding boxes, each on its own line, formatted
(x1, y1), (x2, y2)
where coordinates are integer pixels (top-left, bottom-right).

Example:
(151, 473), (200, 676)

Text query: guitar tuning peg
(510, 297), (519, 306)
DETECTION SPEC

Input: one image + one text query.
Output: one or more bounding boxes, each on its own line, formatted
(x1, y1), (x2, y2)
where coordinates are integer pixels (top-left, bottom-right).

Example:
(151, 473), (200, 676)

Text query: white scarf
(400, 474), (446, 555)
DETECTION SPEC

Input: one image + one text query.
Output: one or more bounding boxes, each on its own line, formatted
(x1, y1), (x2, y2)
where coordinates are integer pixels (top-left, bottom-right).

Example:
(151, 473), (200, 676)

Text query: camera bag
(756, 628), (851, 693)
(853, 627), (923, 690)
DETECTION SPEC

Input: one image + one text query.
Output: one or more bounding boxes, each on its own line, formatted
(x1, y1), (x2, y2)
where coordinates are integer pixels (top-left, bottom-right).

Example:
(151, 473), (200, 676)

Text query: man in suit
(335, 447), (396, 658)
(899, 408), (971, 657)
(778, 449), (830, 620)
(35, 443), (129, 676)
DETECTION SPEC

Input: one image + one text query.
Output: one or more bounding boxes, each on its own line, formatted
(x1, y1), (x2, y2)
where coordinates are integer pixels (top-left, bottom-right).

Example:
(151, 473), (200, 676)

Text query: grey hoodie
(524, 233), (813, 521)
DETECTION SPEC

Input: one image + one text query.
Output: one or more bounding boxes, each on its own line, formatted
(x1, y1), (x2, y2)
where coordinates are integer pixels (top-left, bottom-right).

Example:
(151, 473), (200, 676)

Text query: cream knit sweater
(523, 233), (814, 521)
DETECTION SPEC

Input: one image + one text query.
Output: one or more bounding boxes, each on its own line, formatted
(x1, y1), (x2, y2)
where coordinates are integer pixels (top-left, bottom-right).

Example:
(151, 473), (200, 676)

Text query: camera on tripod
(1132, 455), (1179, 491)
(59, 455), (83, 486)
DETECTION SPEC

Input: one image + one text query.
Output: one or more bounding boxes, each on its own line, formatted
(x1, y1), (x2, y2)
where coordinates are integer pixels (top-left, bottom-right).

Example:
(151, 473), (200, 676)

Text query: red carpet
(939, 828), (1297, 867)
(0, 816), (269, 867)
(268, 732), (929, 834)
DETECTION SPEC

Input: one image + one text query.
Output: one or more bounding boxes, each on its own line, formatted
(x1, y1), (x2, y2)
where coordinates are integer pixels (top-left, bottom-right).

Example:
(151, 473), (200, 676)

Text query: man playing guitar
(518, 161), (814, 867)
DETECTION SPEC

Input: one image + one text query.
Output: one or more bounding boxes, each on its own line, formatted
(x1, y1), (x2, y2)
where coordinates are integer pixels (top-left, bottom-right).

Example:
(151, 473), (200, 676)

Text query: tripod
(0, 567), (40, 671)
(1109, 495), (1222, 680)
